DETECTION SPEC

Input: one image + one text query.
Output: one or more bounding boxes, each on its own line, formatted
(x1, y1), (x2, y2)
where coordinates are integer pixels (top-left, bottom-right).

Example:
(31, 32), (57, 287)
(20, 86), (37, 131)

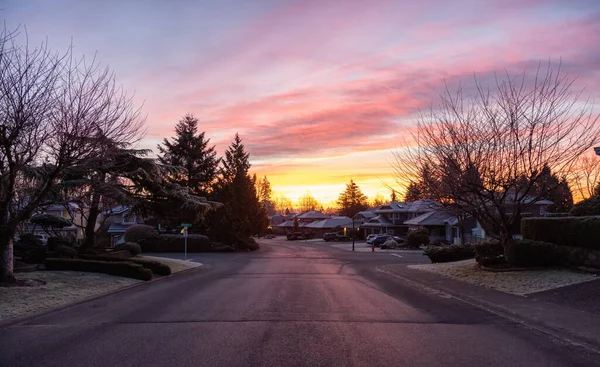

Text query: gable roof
(404, 210), (456, 226)
(374, 199), (439, 213)
(305, 216), (353, 229)
(296, 211), (330, 220)
(362, 215), (393, 227)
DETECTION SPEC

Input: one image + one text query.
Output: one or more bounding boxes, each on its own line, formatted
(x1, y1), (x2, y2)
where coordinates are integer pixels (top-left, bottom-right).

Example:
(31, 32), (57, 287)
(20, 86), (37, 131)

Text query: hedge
(405, 229), (430, 248)
(570, 196), (600, 216)
(424, 244), (474, 263)
(475, 240), (562, 267)
(124, 224), (158, 243)
(115, 242), (142, 256)
(521, 216), (600, 250)
(79, 255), (171, 276)
(44, 258), (153, 281)
(138, 234), (211, 252)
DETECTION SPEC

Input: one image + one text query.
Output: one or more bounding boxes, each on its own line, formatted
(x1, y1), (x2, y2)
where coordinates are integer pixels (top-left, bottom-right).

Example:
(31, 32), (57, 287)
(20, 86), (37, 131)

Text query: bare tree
(569, 154), (600, 201)
(0, 28), (145, 283)
(298, 192), (319, 213)
(393, 62), (600, 263)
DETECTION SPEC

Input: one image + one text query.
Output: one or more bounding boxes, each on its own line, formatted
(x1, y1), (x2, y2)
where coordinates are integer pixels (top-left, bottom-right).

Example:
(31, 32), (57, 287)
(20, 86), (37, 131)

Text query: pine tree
(404, 182), (422, 202)
(157, 114), (219, 196)
(336, 179), (369, 218)
(390, 190), (397, 202)
(257, 175), (275, 216)
(209, 134), (268, 248)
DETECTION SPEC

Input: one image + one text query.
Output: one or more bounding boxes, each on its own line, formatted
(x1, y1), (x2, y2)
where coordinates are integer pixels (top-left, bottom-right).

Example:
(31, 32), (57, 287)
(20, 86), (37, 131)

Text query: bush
(116, 242), (142, 256)
(474, 241), (504, 266)
(475, 240), (562, 267)
(79, 255), (171, 276)
(44, 258), (153, 281)
(511, 240), (562, 267)
(55, 245), (78, 258)
(424, 244), (475, 263)
(17, 233), (43, 246)
(521, 216), (600, 250)
(47, 236), (74, 251)
(138, 234), (211, 252)
(237, 237), (260, 251)
(124, 224), (158, 243)
(570, 196), (600, 216)
(405, 229), (430, 248)
(14, 241), (47, 264)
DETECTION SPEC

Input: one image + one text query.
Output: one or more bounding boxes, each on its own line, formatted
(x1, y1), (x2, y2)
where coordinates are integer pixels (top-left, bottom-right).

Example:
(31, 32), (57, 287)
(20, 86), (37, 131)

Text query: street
(1, 239), (598, 366)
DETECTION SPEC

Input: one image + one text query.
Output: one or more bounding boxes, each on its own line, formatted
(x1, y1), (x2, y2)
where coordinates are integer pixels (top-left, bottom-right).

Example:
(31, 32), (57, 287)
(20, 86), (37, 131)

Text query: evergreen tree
(256, 175), (275, 216)
(157, 114), (219, 196)
(390, 190), (397, 202)
(336, 179), (369, 218)
(209, 134), (268, 248)
(404, 182), (422, 202)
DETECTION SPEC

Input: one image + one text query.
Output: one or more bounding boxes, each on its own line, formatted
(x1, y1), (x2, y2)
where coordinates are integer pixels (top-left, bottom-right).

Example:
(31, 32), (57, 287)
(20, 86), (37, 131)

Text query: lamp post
(352, 218), (355, 251)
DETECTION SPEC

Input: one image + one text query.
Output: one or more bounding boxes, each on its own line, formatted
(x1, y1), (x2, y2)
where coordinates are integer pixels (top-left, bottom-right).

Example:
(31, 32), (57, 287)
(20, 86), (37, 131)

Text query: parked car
(372, 235), (391, 247)
(391, 236), (404, 244)
(366, 234), (378, 244)
(287, 232), (313, 241)
(323, 232), (341, 242)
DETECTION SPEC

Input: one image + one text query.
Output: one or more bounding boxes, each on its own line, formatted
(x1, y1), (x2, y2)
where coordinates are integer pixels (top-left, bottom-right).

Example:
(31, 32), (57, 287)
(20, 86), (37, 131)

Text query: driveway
(0, 239), (597, 366)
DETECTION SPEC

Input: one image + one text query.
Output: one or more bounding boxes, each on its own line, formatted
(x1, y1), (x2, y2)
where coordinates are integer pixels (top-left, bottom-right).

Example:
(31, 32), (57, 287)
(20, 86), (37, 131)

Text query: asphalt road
(1, 239), (598, 366)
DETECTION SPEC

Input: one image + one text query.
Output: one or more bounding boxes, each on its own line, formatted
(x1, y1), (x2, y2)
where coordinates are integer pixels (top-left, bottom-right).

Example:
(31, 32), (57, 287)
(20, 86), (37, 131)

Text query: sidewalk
(379, 263), (600, 353)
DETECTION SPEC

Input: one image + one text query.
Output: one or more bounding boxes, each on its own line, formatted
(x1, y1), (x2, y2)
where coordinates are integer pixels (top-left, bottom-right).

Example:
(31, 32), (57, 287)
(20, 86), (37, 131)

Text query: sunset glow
(7, 0), (600, 205)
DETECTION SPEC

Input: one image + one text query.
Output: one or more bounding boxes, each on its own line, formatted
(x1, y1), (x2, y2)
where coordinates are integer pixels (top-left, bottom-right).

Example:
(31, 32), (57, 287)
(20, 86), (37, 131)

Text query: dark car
(323, 232), (340, 242)
(372, 235), (391, 247)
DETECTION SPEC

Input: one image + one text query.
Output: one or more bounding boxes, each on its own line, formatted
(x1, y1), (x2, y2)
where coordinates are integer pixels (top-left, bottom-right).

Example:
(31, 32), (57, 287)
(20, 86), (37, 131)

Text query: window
(62, 210), (71, 219)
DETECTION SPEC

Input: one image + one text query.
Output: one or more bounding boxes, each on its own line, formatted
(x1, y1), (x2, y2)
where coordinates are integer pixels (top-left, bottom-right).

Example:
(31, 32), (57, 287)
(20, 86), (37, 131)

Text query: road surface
(1, 239), (597, 366)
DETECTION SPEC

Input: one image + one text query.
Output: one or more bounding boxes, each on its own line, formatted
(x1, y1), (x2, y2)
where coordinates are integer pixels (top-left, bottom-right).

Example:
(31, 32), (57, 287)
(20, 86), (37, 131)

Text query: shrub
(405, 229), (430, 248)
(521, 216), (600, 250)
(570, 196), (600, 216)
(237, 237), (260, 251)
(14, 241), (47, 264)
(475, 240), (562, 267)
(79, 255), (171, 275)
(17, 233), (43, 246)
(511, 239), (562, 267)
(138, 234), (211, 252)
(474, 241), (504, 266)
(124, 224), (158, 243)
(424, 244), (475, 263)
(44, 258), (153, 281)
(47, 237), (74, 251)
(116, 242), (142, 256)
(55, 245), (78, 258)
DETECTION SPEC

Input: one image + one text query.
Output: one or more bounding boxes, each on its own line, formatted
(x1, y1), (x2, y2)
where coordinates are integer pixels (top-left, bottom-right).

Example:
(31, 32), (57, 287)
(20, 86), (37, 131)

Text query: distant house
(304, 216), (354, 238)
(22, 202), (87, 241)
(360, 200), (438, 237)
(103, 206), (144, 247)
(276, 210), (331, 235)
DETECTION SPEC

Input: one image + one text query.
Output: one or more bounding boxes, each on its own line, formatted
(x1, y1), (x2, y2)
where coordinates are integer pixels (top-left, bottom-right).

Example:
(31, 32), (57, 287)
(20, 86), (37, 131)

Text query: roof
(354, 211), (376, 219)
(276, 220), (309, 228)
(361, 215), (394, 227)
(296, 211), (330, 220)
(404, 210), (456, 226)
(374, 199), (439, 214)
(305, 216), (353, 229)
(103, 206), (130, 215)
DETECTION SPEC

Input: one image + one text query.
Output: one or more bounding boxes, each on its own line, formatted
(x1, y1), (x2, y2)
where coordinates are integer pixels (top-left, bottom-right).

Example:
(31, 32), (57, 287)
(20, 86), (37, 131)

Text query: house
(360, 200), (438, 237)
(103, 206), (144, 247)
(276, 210), (331, 235)
(304, 216), (355, 238)
(22, 202), (87, 241)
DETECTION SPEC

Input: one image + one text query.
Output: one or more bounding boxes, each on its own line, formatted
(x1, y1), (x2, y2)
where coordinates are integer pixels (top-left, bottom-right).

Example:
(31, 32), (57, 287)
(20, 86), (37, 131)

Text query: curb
(377, 265), (600, 355)
(0, 263), (208, 328)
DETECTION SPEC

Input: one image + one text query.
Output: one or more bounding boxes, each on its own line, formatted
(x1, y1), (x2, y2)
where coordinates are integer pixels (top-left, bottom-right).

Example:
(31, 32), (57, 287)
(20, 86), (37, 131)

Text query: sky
(5, 0), (600, 206)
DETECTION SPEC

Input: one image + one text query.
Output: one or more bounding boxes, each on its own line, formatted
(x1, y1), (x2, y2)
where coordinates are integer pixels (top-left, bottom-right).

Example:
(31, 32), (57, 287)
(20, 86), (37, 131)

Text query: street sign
(181, 223), (192, 228)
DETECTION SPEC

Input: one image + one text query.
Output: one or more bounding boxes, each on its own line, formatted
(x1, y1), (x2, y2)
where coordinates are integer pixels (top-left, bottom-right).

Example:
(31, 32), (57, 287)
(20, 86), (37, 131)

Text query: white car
(366, 234), (378, 244)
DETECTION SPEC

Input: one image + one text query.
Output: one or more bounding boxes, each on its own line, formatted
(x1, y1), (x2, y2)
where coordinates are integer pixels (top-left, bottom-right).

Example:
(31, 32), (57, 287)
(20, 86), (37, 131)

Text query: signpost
(181, 223), (192, 260)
